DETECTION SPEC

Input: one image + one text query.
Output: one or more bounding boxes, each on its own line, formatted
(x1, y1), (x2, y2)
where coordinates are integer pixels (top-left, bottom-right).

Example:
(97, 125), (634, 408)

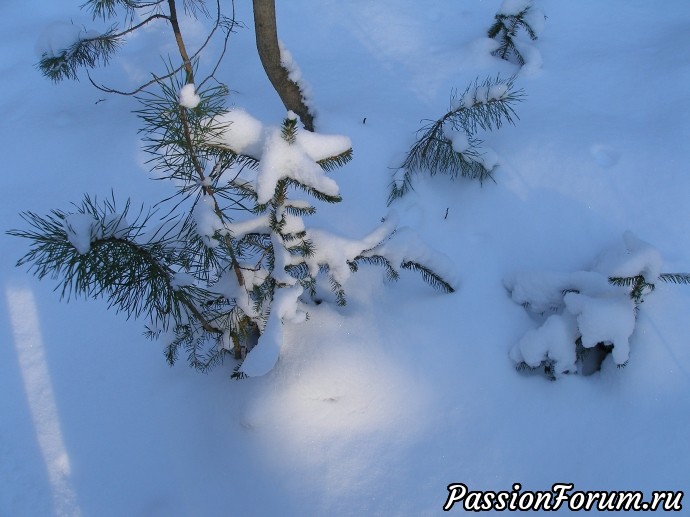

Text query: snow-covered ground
(2, 1), (690, 515)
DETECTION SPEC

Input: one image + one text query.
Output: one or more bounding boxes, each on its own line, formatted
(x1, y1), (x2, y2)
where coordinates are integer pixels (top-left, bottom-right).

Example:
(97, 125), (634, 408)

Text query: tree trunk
(252, 0), (315, 131)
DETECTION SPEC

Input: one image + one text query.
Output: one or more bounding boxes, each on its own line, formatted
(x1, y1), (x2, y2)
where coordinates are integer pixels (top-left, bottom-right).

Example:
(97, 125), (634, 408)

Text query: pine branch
(389, 76), (523, 203)
(39, 27), (123, 82)
(488, 3), (540, 66)
(82, 0), (143, 21)
(8, 196), (222, 334)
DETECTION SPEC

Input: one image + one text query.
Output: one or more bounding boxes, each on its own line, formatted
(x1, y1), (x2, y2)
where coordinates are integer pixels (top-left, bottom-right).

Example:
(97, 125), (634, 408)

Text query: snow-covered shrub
(505, 232), (690, 380)
(9, 80), (455, 378)
(389, 76), (523, 203)
(487, 0), (545, 68)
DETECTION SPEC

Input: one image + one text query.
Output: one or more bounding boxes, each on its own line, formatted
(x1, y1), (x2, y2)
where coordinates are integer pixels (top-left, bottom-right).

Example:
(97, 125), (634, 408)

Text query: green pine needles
(7, 196), (231, 369)
(10, 78), (455, 376)
(39, 27), (122, 82)
(18, 0), (456, 378)
(389, 76), (523, 203)
(488, 0), (541, 66)
(37, 0), (235, 93)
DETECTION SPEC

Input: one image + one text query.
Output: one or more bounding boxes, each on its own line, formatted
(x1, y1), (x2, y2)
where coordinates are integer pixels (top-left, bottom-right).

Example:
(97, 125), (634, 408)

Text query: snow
(35, 22), (83, 59)
(254, 126), (340, 204)
(498, 0), (533, 16)
(224, 213), (270, 239)
(505, 270), (613, 313)
(593, 231), (663, 282)
(62, 213), (99, 255)
(278, 40), (315, 116)
(488, 82), (509, 100)
(443, 126), (470, 153)
(507, 232), (666, 369)
(239, 284), (304, 377)
(192, 194), (224, 247)
(3, 1), (690, 515)
(212, 111), (350, 205)
(178, 83), (200, 109)
(515, 39), (543, 77)
(295, 130), (351, 162)
(509, 313), (578, 373)
(212, 108), (265, 158)
(564, 292), (636, 364)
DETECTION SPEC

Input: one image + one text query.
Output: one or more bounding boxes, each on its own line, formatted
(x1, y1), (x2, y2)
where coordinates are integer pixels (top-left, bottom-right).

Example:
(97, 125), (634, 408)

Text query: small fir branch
(285, 178), (342, 204)
(281, 116), (298, 144)
(608, 271), (690, 305)
(329, 275), (347, 307)
(609, 275), (655, 304)
(389, 76), (523, 203)
(515, 360), (556, 381)
(288, 239), (314, 258)
(316, 149), (353, 172)
(231, 364), (248, 380)
(236, 232), (271, 257)
(250, 277), (276, 317)
(401, 260), (456, 293)
(608, 275), (641, 288)
(284, 262), (310, 280)
(284, 203), (316, 217)
(184, 329), (229, 372)
(351, 254), (400, 282)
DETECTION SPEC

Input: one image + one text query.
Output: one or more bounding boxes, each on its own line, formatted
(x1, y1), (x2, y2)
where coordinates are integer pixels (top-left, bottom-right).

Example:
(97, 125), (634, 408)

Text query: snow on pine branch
(507, 232), (689, 379)
(37, 22), (121, 82)
(11, 101), (456, 379)
(179, 83), (201, 109)
(488, 0), (545, 70)
(211, 109), (352, 204)
(210, 115), (456, 377)
(389, 76), (523, 203)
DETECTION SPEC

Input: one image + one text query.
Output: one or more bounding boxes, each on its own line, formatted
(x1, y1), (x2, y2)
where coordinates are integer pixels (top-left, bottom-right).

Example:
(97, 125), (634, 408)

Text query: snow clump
(178, 83), (201, 109)
(507, 232), (666, 377)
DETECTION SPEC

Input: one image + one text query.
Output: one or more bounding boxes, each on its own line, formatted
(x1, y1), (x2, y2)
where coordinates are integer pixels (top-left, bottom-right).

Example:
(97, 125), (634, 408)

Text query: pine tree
(389, 76), (523, 203)
(9, 93), (455, 376)
(14, 0), (457, 376)
(210, 113), (456, 377)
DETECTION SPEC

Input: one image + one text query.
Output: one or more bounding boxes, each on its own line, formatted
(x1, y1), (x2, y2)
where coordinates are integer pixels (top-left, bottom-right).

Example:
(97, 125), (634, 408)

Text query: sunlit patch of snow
(6, 286), (81, 517)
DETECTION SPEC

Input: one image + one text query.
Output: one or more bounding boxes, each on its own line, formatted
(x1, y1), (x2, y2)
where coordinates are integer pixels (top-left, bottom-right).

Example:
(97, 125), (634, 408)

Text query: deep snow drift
(2, 1), (690, 515)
